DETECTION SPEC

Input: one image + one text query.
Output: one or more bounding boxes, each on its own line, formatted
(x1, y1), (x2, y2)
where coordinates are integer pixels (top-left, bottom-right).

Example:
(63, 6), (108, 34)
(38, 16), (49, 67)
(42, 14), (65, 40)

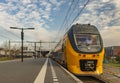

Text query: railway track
(77, 76), (106, 83)
(55, 61), (107, 83)
(55, 60), (120, 83)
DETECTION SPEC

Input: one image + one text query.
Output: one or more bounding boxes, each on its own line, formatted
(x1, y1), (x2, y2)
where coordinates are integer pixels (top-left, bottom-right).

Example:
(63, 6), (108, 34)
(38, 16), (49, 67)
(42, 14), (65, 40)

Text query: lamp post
(10, 27), (34, 62)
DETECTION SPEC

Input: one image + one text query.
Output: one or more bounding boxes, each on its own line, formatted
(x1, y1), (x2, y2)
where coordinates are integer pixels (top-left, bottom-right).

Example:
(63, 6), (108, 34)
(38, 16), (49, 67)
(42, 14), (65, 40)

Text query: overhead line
(0, 27), (21, 40)
(65, 0), (90, 32)
(62, 0), (76, 29)
(4, 28), (21, 39)
(72, 0), (90, 24)
(0, 34), (11, 40)
(63, 0), (79, 33)
(52, 0), (90, 49)
(54, 0), (75, 41)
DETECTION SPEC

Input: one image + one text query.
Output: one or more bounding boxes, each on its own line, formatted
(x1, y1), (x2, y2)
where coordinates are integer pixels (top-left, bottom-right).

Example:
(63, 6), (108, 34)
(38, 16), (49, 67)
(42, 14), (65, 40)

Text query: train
(52, 23), (104, 75)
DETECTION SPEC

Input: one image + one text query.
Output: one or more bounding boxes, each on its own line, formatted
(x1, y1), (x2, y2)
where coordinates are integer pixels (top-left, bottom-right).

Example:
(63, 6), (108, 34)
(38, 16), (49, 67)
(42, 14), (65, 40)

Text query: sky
(0, 0), (120, 49)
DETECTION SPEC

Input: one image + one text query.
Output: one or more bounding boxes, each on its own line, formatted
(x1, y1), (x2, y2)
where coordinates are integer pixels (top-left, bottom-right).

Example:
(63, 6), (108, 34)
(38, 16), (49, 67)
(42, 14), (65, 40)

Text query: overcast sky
(0, 0), (120, 48)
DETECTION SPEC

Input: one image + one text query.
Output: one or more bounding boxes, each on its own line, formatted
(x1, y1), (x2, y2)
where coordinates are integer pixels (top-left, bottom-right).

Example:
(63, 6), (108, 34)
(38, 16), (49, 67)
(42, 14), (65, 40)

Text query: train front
(67, 24), (104, 75)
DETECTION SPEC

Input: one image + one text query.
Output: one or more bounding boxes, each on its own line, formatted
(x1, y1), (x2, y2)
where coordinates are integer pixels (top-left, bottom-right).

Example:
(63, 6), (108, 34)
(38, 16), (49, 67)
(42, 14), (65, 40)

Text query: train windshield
(74, 34), (101, 52)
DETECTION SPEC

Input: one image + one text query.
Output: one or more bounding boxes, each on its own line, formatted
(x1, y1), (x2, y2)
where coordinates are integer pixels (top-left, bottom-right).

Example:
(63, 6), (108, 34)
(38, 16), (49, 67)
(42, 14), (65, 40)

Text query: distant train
(52, 23), (104, 75)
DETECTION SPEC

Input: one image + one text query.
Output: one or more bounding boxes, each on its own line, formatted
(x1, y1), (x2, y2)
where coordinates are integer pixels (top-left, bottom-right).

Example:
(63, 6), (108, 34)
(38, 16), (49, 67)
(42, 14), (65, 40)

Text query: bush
(110, 58), (118, 64)
(115, 56), (120, 63)
(0, 57), (13, 61)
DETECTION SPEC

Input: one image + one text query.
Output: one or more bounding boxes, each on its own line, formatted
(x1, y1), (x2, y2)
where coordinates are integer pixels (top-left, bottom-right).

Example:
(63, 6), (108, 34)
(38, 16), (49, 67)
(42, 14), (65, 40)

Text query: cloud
(0, 0), (64, 43)
(100, 26), (120, 46)
(77, 2), (103, 23)
(21, 0), (31, 4)
(0, 0), (120, 48)
(48, 0), (65, 11)
(102, 0), (110, 2)
(0, 11), (22, 29)
(77, 0), (120, 26)
(112, 0), (120, 8)
(75, 0), (120, 46)
(24, 27), (57, 42)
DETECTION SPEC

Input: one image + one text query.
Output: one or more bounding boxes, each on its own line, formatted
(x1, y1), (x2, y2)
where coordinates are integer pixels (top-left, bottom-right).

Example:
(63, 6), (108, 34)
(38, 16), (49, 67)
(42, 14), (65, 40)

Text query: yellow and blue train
(52, 23), (104, 75)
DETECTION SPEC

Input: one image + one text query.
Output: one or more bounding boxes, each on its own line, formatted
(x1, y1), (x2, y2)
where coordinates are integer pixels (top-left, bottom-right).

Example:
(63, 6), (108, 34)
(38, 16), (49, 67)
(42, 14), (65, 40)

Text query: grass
(108, 63), (120, 67)
(0, 57), (14, 61)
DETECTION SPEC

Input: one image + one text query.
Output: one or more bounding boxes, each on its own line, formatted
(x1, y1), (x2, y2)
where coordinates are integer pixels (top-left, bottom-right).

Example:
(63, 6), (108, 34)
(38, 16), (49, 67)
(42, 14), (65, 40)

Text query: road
(0, 58), (80, 83)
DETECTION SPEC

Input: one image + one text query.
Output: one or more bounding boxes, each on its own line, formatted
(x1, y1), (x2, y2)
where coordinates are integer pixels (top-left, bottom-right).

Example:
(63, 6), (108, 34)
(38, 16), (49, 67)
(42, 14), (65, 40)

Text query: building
(0, 46), (34, 58)
(105, 46), (120, 57)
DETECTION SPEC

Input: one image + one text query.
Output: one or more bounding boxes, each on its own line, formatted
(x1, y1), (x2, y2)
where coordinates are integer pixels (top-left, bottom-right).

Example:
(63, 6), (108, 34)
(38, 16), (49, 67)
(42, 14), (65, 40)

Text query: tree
(1, 41), (9, 56)
(115, 56), (120, 63)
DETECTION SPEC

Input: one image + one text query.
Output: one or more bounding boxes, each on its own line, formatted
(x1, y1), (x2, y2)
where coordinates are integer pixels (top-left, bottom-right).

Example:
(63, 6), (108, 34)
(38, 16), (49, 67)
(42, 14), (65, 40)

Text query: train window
(75, 34), (100, 45)
(74, 34), (101, 52)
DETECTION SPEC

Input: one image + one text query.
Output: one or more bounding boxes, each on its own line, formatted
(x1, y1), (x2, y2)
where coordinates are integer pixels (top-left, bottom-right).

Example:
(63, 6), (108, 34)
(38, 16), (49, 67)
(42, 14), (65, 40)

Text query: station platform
(0, 58), (82, 83)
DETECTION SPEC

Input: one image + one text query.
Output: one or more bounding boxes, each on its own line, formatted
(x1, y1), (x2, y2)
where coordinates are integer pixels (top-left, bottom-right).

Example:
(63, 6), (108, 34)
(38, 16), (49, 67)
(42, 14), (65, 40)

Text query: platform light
(10, 27), (34, 62)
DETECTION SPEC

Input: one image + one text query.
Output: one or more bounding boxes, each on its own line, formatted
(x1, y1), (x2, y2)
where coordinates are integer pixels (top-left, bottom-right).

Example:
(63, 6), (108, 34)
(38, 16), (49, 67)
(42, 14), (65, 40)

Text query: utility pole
(34, 42), (37, 59)
(39, 40), (42, 57)
(27, 41), (41, 58)
(27, 41), (58, 57)
(9, 40), (11, 58)
(10, 27), (34, 62)
(21, 28), (24, 62)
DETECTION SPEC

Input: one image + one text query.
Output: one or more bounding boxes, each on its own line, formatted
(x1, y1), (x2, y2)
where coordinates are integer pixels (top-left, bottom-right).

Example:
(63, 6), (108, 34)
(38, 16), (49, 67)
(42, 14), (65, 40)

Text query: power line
(62, 0), (76, 30)
(63, 0), (79, 32)
(72, 0), (90, 24)
(54, 0), (75, 41)
(0, 34), (12, 40)
(51, 0), (90, 49)
(54, 0), (90, 42)
(65, 0), (90, 32)
(0, 27), (21, 40)
(53, 0), (81, 48)
(3, 28), (21, 39)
